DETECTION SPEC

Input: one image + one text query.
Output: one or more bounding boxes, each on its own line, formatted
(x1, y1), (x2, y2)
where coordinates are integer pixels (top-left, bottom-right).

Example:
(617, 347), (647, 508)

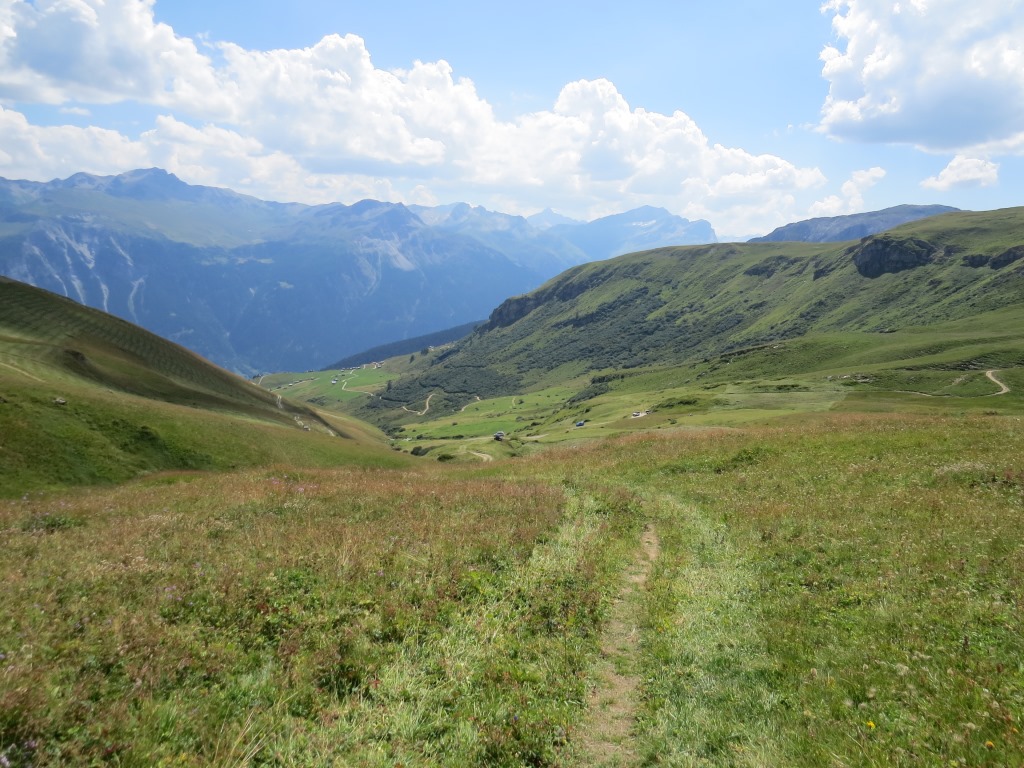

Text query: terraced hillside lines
(0, 359), (44, 382)
(575, 524), (659, 767)
(0, 277), (286, 417)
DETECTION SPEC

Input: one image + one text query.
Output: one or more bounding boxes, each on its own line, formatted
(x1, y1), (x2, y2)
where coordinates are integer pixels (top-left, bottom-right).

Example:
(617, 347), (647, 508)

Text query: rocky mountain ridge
(749, 204), (959, 243)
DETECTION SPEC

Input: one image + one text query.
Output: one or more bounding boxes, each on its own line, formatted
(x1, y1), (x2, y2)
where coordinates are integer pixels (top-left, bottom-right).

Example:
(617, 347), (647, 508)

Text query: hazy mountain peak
(106, 168), (197, 200)
(548, 205), (717, 259)
(526, 208), (582, 230)
(750, 204), (961, 243)
(0, 168), (720, 372)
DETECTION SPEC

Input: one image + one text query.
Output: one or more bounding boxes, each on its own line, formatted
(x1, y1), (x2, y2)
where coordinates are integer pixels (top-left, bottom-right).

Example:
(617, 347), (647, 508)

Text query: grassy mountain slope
(324, 320), (480, 369)
(341, 303), (1021, 460)
(0, 277), (404, 495)
(364, 207), (1024, 421)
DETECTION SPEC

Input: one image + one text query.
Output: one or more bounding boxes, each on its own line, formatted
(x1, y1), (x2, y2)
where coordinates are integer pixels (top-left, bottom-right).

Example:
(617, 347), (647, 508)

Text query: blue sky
(1, 1), (1022, 237)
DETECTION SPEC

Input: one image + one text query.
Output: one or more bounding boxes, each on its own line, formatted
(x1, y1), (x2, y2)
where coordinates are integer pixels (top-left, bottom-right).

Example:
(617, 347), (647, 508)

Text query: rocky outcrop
(484, 267), (612, 330)
(962, 246), (1024, 269)
(990, 245), (1024, 269)
(743, 255), (800, 278)
(961, 253), (991, 268)
(852, 235), (938, 278)
(485, 292), (546, 330)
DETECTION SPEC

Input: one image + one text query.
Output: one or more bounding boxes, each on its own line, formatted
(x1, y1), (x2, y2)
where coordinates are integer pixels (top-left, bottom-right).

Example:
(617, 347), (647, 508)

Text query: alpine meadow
(2, 200), (1022, 766)
(2, 2), (1024, 766)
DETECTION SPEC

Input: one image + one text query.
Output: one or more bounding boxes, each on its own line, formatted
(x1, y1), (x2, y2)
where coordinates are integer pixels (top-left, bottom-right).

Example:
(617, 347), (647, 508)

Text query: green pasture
(0, 280), (405, 497)
(4, 411), (1022, 765)
(258, 366), (396, 408)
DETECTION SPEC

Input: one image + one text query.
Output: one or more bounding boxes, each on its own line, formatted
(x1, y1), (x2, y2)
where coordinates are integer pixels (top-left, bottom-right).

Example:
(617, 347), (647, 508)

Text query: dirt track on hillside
(575, 524), (660, 765)
(986, 369), (1010, 395)
(401, 392), (434, 416)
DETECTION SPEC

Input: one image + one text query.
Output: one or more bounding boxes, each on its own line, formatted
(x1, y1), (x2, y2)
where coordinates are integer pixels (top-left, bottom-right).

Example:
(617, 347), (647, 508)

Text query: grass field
(2, 411), (1022, 766)
(0, 278), (405, 497)
(254, 306), (1024, 465)
(258, 367), (391, 410)
(340, 353), (1023, 461)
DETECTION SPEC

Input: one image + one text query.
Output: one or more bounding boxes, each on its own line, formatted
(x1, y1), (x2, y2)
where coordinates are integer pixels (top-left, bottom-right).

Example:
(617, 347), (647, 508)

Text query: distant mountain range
(749, 204), (959, 243)
(0, 169), (715, 373)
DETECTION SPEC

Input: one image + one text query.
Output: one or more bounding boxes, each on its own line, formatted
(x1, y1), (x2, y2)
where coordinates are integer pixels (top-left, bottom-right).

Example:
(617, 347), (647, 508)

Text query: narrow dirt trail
(0, 360), (44, 383)
(986, 369), (1011, 395)
(468, 450), (493, 462)
(401, 392), (434, 416)
(575, 524), (660, 766)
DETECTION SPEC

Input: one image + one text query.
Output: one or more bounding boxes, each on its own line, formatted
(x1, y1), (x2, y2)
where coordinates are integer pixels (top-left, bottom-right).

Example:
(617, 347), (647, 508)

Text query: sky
(0, 1), (1022, 238)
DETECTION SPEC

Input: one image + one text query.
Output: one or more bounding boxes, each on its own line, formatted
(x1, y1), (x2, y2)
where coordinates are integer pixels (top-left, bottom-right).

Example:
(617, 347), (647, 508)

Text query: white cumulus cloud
(0, 0), (828, 234)
(819, 0), (1024, 154)
(808, 166), (886, 217)
(921, 155), (999, 190)
(0, 105), (151, 179)
(0, 0), (223, 110)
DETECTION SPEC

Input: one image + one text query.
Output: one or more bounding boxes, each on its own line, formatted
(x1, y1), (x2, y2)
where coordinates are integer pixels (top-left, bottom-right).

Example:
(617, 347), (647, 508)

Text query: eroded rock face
(485, 292), (545, 330)
(852, 235), (937, 278)
(484, 268), (611, 330)
(961, 245), (1024, 269)
(990, 245), (1024, 269)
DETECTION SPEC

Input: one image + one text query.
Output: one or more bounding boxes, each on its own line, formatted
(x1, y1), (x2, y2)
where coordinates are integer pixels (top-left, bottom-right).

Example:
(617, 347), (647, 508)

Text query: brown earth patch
(574, 524), (659, 766)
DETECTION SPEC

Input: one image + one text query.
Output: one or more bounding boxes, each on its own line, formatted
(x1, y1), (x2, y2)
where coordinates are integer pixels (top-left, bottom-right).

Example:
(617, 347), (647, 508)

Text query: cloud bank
(921, 156), (999, 191)
(0, 0), (827, 233)
(819, 0), (1024, 155)
(809, 167), (886, 217)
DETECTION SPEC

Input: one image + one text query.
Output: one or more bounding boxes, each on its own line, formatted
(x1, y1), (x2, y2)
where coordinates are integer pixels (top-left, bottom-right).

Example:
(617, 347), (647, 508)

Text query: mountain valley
(353, 207), (1024, 429)
(2, 196), (1023, 768)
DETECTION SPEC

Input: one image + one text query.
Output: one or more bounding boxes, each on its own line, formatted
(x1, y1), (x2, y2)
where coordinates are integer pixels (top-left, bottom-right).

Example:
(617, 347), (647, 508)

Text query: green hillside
(3, 220), (1024, 765)
(364, 207), (1024, 423)
(0, 277), (405, 495)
